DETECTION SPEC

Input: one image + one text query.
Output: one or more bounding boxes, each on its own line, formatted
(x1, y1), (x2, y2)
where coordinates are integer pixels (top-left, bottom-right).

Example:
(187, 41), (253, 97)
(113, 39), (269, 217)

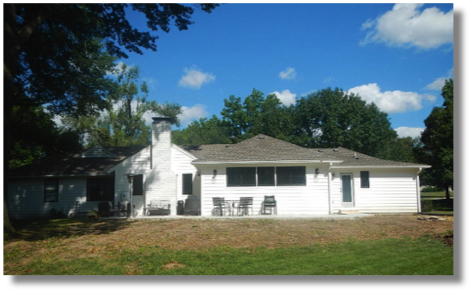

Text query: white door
(341, 174), (354, 208)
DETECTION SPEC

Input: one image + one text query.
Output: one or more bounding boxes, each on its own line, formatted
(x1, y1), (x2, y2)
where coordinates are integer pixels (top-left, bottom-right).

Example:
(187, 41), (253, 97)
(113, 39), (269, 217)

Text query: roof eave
(330, 165), (431, 169)
(192, 160), (343, 165)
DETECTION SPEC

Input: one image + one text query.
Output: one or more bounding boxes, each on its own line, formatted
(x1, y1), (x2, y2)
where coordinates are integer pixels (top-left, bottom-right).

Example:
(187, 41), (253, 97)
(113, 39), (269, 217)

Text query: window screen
(276, 166), (306, 186)
(133, 174), (144, 195)
(361, 171), (370, 188)
(227, 167), (256, 187)
(257, 167), (275, 186)
(182, 174), (193, 194)
(44, 179), (59, 202)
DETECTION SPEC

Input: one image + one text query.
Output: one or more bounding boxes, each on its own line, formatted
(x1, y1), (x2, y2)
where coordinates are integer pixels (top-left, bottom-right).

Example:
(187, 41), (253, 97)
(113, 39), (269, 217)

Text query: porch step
(339, 209), (360, 214)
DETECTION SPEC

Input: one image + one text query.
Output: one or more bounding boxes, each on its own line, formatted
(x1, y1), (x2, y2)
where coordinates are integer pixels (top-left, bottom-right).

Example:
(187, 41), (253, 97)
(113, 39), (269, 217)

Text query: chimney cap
(152, 117), (172, 123)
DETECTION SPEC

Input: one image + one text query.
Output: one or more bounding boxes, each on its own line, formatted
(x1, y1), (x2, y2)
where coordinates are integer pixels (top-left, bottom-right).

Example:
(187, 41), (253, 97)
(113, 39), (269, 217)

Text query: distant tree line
(172, 88), (419, 163)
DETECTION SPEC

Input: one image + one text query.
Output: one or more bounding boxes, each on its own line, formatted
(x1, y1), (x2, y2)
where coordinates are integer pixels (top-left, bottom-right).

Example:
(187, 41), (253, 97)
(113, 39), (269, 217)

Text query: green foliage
(9, 106), (82, 169)
(64, 65), (182, 147)
(415, 79), (454, 198)
(174, 87), (417, 163)
(221, 89), (295, 142)
(172, 115), (231, 145)
(294, 88), (398, 157)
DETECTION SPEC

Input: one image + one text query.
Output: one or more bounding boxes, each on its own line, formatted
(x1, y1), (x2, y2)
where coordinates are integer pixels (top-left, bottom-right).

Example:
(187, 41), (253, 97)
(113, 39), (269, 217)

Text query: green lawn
(4, 237), (453, 275)
(421, 191), (454, 215)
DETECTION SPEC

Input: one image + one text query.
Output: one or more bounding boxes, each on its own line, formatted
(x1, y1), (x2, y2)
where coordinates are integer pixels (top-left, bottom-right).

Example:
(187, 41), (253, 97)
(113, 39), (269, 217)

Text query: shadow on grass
(7, 218), (136, 242)
(421, 198), (454, 215)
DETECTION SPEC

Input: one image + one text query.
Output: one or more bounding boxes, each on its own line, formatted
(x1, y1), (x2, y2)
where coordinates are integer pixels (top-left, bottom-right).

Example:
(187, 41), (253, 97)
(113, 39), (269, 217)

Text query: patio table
(225, 200), (240, 216)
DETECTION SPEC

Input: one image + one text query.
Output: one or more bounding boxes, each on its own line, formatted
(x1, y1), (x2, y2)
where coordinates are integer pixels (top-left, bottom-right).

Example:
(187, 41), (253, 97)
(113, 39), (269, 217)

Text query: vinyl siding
(171, 145), (200, 202)
(330, 168), (420, 213)
(197, 163), (330, 216)
(7, 178), (103, 219)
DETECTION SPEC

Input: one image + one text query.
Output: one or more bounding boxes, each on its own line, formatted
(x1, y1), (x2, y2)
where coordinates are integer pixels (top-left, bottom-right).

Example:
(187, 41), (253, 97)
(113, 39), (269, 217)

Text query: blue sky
(117, 2), (454, 138)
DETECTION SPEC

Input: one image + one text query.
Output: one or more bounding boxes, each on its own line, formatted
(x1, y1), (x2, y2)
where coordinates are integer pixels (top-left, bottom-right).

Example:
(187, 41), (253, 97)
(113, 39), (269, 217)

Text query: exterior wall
(330, 168), (420, 213)
(146, 118), (177, 214)
(111, 146), (151, 217)
(196, 163), (331, 216)
(7, 177), (104, 219)
(171, 145), (200, 202)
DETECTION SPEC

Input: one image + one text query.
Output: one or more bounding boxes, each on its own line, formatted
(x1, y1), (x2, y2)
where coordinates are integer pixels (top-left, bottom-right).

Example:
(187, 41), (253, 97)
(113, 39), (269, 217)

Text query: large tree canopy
(3, 3), (218, 233)
(415, 79), (454, 199)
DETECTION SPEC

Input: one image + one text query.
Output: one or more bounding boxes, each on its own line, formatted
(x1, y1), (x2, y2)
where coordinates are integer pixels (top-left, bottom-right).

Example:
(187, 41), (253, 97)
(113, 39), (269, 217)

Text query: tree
(221, 89), (295, 142)
(64, 65), (182, 147)
(9, 106), (82, 170)
(293, 88), (398, 158)
(4, 3), (218, 233)
(416, 79), (454, 199)
(172, 115), (232, 145)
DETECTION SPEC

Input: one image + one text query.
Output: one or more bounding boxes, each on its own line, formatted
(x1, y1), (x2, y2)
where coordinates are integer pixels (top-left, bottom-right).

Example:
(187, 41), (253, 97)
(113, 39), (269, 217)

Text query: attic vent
(333, 148), (339, 152)
(317, 149), (323, 152)
(354, 153), (359, 159)
(77, 146), (115, 158)
(258, 135), (266, 139)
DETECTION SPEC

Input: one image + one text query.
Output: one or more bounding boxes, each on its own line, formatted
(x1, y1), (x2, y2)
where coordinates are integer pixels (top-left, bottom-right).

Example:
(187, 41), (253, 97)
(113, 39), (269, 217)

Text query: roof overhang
(8, 173), (112, 179)
(330, 165), (431, 169)
(192, 160), (343, 165)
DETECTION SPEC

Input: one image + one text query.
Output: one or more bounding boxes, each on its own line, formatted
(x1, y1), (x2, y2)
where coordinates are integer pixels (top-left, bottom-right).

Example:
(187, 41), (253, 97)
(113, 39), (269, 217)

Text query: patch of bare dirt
(5, 215), (453, 258)
(82, 215), (454, 250)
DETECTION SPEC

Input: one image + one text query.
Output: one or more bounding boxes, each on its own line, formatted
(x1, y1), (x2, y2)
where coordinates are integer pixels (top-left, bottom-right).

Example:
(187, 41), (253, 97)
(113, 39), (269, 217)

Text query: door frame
(341, 173), (355, 208)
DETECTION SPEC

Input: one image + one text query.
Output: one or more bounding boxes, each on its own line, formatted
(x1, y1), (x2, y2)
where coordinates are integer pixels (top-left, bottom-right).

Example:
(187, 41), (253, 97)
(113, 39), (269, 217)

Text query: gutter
(192, 160), (344, 165)
(330, 165), (431, 169)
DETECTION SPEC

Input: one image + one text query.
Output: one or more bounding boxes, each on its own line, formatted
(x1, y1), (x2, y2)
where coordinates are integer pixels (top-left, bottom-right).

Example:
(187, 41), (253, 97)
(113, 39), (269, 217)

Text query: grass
(421, 191), (454, 215)
(4, 237), (452, 275)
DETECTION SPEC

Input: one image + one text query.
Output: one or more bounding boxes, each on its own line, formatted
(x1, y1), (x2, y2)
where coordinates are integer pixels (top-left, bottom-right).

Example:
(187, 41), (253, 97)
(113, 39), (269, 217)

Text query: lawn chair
(262, 195), (277, 215)
(212, 197), (229, 216)
(236, 197), (253, 216)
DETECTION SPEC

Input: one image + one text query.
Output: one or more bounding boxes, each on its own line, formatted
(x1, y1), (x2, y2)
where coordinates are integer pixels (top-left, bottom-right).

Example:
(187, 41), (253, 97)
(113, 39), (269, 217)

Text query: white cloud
(395, 127), (424, 138)
(178, 104), (208, 126)
(361, 4), (453, 49)
(178, 66), (215, 89)
(347, 83), (435, 113)
(271, 90), (297, 106)
(425, 69), (453, 91)
(279, 67), (297, 80)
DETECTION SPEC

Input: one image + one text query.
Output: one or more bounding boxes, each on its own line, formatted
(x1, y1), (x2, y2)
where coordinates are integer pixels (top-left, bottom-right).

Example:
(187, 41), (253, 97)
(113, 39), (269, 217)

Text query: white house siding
(111, 146), (151, 217)
(7, 178), (101, 219)
(197, 163), (331, 216)
(171, 145), (199, 202)
(330, 168), (420, 213)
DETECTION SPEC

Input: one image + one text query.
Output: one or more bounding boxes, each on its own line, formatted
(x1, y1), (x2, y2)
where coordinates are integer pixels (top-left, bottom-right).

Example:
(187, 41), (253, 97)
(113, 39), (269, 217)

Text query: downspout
(327, 163), (333, 215)
(416, 167), (422, 214)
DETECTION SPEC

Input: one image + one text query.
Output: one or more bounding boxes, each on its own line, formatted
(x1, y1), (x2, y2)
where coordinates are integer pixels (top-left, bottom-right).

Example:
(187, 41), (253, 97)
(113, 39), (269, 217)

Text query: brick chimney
(147, 117), (177, 214)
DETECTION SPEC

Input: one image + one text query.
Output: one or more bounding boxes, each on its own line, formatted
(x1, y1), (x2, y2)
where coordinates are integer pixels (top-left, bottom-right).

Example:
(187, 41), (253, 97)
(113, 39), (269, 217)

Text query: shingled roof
(8, 145), (147, 177)
(316, 147), (430, 167)
(181, 135), (429, 167)
(181, 134), (342, 163)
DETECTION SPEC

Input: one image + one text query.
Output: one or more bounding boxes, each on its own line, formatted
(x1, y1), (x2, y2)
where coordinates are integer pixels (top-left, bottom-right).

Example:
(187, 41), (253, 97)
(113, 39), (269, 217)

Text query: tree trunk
(4, 4), (17, 234)
(445, 186), (450, 200)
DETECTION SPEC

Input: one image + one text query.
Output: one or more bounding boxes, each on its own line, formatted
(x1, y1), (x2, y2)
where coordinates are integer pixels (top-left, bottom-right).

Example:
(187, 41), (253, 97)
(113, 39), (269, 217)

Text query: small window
(182, 174), (193, 194)
(257, 167), (275, 186)
(44, 179), (59, 202)
(361, 171), (370, 188)
(227, 167), (256, 187)
(133, 174), (143, 195)
(277, 167), (306, 186)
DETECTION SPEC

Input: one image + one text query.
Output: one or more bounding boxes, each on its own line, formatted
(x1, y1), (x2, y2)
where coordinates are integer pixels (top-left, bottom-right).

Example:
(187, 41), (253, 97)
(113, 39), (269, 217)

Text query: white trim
(172, 144), (198, 160)
(192, 160), (343, 165)
(331, 165), (431, 169)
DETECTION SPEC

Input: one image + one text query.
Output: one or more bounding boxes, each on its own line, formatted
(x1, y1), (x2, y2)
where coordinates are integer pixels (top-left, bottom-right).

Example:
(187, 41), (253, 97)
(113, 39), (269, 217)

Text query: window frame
(360, 171), (370, 188)
(44, 178), (59, 202)
(182, 173), (193, 195)
(257, 167), (275, 186)
(276, 166), (307, 186)
(132, 174), (144, 195)
(226, 167), (257, 187)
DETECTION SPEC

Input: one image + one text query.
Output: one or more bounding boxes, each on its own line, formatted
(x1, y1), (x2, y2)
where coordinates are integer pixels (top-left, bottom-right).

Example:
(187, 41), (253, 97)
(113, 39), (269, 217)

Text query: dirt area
(6, 214), (454, 253)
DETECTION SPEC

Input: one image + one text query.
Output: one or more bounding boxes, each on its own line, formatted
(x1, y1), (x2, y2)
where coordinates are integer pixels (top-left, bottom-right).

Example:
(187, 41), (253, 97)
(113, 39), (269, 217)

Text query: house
(6, 117), (430, 219)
